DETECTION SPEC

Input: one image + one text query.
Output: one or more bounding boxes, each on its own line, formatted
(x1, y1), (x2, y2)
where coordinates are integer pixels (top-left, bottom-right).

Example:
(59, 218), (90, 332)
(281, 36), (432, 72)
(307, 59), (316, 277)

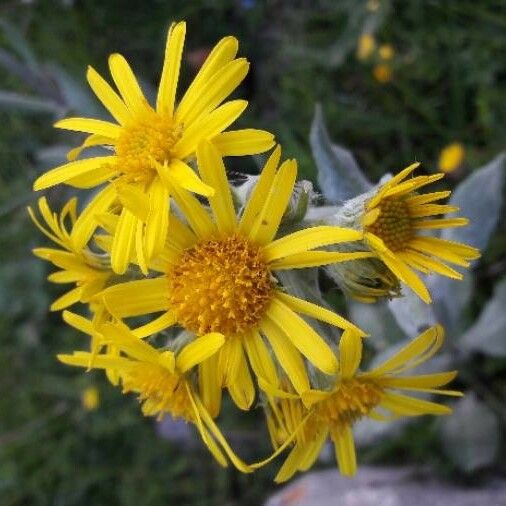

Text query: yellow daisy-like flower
(58, 321), (251, 472)
(33, 21), (274, 274)
(267, 325), (461, 482)
(28, 194), (115, 310)
(362, 163), (480, 303)
(356, 33), (376, 61)
(99, 143), (371, 415)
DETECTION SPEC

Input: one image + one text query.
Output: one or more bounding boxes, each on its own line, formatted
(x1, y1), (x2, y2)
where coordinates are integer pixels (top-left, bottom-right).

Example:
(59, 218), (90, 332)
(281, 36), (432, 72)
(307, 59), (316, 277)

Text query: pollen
(122, 364), (193, 422)
(315, 379), (383, 430)
(115, 110), (183, 181)
(367, 197), (413, 251)
(169, 235), (274, 336)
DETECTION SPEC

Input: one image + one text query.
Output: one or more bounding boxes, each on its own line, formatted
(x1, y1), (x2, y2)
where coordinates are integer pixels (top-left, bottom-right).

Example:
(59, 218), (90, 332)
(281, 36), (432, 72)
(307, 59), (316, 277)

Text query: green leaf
(460, 277), (506, 357)
(0, 18), (38, 69)
(310, 104), (372, 204)
(440, 393), (499, 472)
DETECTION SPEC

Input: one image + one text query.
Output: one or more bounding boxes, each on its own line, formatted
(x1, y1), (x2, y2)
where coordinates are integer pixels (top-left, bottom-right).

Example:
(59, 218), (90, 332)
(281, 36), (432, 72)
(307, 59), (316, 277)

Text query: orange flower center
(115, 110), (183, 182)
(367, 197), (413, 251)
(122, 364), (193, 422)
(169, 235), (273, 336)
(315, 379), (383, 431)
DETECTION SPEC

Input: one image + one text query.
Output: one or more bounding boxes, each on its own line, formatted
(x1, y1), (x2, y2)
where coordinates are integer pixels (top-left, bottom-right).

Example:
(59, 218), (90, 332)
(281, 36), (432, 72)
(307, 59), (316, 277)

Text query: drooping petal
(110, 207), (138, 274)
(332, 426), (357, 477)
(339, 328), (363, 379)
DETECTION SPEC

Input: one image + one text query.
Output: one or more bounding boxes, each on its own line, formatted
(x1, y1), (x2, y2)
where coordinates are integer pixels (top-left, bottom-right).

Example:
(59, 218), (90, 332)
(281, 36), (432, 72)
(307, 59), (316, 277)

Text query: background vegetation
(0, 0), (505, 504)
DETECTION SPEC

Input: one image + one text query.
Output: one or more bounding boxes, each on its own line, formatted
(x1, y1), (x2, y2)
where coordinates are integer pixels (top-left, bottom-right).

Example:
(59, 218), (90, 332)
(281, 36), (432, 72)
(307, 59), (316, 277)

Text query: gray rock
(265, 466), (506, 506)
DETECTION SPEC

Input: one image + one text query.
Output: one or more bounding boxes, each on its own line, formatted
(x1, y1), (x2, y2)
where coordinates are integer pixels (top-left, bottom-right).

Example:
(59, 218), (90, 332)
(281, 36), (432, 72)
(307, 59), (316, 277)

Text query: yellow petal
(413, 218), (469, 230)
(368, 324), (444, 376)
(243, 330), (279, 386)
(169, 159), (214, 197)
(339, 328), (363, 379)
(110, 208), (137, 274)
(196, 140), (236, 233)
(263, 226), (363, 262)
(274, 291), (365, 335)
(174, 100), (248, 159)
(213, 129), (275, 156)
(87, 66), (131, 124)
(132, 311), (177, 338)
(156, 21), (186, 117)
(72, 184), (116, 250)
(176, 58), (249, 126)
(50, 286), (82, 311)
(55, 117), (121, 138)
(176, 332), (225, 373)
(66, 164), (118, 189)
(380, 392), (452, 416)
(101, 277), (169, 318)
(171, 185), (216, 239)
(238, 145), (280, 234)
(108, 53), (150, 114)
(33, 156), (115, 191)
(270, 250), (373, 270)
(115, 183), (150, 221)
(332, 426), (357, 477)
(144, 177), (170, 262)
(266, 298), (338, 375)
(198, 353), (223, 418)
(227, 345), (255, 411)
(176, 35), (238, 117)
(260, 316), (310, 395)
(62, 310), (94, 335)
(249, 159), (297, 246)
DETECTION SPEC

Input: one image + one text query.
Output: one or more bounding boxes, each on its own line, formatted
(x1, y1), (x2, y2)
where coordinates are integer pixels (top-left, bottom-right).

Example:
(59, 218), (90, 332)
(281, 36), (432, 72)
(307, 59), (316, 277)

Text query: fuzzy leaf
(0, 90), (60, 114)
(460, 277), (506, 356)
(440, 393), (499, 472)
(388, 286), (437, 337)
(310, 104), (372, 204)
(441, 153), (505, 255)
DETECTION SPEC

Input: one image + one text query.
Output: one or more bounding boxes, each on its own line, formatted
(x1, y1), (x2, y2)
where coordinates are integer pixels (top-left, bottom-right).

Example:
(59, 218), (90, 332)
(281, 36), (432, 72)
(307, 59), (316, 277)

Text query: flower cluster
(31, 21), (479, 480)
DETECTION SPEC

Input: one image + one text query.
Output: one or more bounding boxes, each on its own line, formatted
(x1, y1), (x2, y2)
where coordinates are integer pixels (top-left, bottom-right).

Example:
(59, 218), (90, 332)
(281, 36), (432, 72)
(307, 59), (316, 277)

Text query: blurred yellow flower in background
(356, 33), (376, 61)
(373, 64), (392, 83)
(379, 44), (394, 60)
(439, 142), (465, 173)
(81, 386), (100, 411)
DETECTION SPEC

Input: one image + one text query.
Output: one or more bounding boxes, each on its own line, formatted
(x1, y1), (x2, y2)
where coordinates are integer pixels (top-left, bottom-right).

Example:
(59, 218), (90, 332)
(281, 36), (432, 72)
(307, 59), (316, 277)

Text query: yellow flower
(28, 196), (114, 310)
(362, 163), (480, 302)
(81, 386), (100, 411)
(58, 321), (251, 472)
(366, 0), (380, 11)
(267, 325), (462, 482)
(438, 143), (465, 173)
(99, 143), (371, 415)
(373, 64), (392, 83)
(33, 21), (275, 275)
(378, 44), (394, 60)
(356, 33), (376, 61)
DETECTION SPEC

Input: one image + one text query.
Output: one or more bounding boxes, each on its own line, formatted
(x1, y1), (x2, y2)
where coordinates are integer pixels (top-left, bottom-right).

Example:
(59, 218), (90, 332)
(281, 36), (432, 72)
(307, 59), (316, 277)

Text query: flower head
(268, 325), (462, 482)
(362, 163), (480, 302)
(99, 143), (371, 415)
(373, 64), (392, 83)
(58, 321), (251, 472)
(33, 21), (274, 274)
(28, 196), (114, 310)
